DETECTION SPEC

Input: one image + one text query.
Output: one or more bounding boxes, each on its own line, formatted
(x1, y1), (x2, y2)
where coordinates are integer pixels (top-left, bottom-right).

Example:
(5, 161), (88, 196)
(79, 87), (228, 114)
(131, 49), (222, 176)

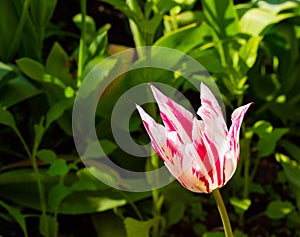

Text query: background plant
(0, 0), (300, 236)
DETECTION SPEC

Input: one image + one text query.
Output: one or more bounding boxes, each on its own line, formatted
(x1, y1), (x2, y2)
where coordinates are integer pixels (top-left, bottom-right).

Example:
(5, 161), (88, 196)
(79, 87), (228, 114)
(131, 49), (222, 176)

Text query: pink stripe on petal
(149, 84), (194, 141)
(198, 83), (228, 138)
(228, 102), (253, 158)
(136, 104), (167, 161)
(223, 102), (253, 183)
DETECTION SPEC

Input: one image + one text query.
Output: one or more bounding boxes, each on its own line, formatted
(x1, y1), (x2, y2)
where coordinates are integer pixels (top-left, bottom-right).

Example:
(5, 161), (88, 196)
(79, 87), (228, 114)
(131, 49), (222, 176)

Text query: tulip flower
(136, 83), (252, 194)
(136, 83), (252, 236)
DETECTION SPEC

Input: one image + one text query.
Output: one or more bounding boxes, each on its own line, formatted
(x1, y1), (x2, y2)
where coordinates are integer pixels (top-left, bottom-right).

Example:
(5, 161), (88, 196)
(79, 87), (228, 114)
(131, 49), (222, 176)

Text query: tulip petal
(135, 104), (167, 160)
(223, 102), (253, 184)
(197, 83), (228, 140)
(149, 84), (194, 142)
(197, 83), (229, 186)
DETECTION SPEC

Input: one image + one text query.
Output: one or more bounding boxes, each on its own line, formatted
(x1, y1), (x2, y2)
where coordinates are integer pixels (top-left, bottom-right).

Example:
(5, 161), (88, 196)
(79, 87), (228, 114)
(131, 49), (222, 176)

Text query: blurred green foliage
(0, 0), (300, 236)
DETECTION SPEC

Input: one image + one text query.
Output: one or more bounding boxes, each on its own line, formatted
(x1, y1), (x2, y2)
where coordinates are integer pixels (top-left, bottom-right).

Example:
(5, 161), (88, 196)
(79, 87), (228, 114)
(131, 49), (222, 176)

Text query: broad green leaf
(0, 74), (41, 107)
(45, 98), (73, 128)
(45, 42), (73, 86)
(257, 0), (299, 14)
(48, 184), (72, 211)
(240, 8), (295, 36)
(124, 217), (157, 237)
(16, 58), (45, 81)
(155, 23), (213, 52)
(37, 149), (57, 164)
(202, 0), (239, 38)
(276, 153), (300, 188)
(230, 198), (251, 214)
(0, 200), (28, 237)
(251, 121), (289, 158)
(0, 168), (151, 214)
(48, 159), (68, 176)
(167, 201), (185, 226)
(265, 200), (295, 219)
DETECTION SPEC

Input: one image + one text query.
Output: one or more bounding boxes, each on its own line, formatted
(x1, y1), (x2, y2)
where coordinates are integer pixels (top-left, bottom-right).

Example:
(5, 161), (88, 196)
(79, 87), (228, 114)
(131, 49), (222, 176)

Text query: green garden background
(0, 0), (300, 236)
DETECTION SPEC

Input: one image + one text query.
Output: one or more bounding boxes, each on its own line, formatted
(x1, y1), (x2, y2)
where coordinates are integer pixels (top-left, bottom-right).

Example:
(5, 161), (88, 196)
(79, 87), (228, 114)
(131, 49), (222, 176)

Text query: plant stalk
(77, 0), (87, 87)
(212, 188), (233, 237)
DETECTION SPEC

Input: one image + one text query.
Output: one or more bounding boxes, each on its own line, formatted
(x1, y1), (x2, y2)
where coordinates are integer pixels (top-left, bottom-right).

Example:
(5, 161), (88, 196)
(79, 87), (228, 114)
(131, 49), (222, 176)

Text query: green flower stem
(212, 188), (233, 237)
(77, 0), (87, 86)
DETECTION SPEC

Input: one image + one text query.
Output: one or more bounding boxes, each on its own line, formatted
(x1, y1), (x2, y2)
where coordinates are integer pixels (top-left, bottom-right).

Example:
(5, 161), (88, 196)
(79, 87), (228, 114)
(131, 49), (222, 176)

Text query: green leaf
(276, 153), (300, 188)
(48, 184), (72, 211)
(88, 24), (110, 58)
(16, 58), (45, 81)
(45, 42), (73, 86)
(37, 149), (57, 164)
(0, 107), (17, 129)
(124, 217), (157, 237)
(48, 159), (68, 176)
(240, 8), (295, 36)
(202, 0), (239, 38)
(265, 201), (295, 219)
(0, 168), (151, 214)
(230, 198), (251, 214)
(45, 98), (73, 128)
(0, 200), (28, 237)
(70, 168), (108, 191)
(167, 202), (185, 226)
(73, 14), (96, 35)
(155, 23), (213, 52)
(256, 0), (299, 14)
(239, 36), (261, 69)
(251, 121), (289, 158)
(0, 74), (41, 107)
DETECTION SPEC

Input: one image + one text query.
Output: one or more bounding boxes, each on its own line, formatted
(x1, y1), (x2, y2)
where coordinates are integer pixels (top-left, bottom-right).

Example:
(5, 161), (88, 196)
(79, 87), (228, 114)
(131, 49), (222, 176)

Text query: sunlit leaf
(230, 198), (251, 214)
(202, 0), (239, 38)
(276, 153), (300, 188)
(265, 200), (295, 219)
(124, 217), (158, 237)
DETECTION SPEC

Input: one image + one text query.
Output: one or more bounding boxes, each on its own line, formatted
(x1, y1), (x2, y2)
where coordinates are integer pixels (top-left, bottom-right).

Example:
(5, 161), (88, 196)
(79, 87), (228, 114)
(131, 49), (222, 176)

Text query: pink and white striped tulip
(136, 83), (252, 193)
